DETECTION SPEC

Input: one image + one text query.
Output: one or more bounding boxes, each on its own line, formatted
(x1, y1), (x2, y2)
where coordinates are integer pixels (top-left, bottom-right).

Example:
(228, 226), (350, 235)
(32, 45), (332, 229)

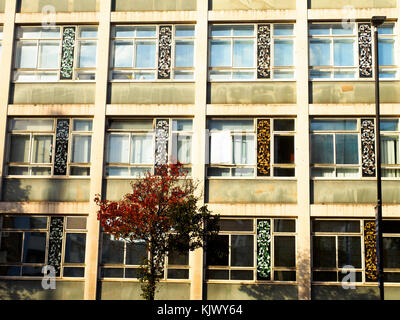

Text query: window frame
(206, 218), (297, 283)
(109, 24), (195, 82)
(6, 118), (93, 178)
(208, 23), (296, 82)
(13, 25), (98, 83)
(207, 118), (296, 179)
(105, 118), (193, 178)
(0, 215), (87, 280)
(308, 22), (399, 81)
(312, 218), (400, 284)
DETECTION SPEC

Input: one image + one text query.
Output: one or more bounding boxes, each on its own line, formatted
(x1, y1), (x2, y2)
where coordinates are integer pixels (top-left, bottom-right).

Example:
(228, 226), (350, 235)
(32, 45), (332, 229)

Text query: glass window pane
(73, 120), (92, 132)
(311, 135), (334, 164)
(108, 135), (130, 163)
(0, 232), (22, 263)
(32, 135), (52, 163)
(232, 71), (254, 79)
(383, 237), (400, 268)
(172, 120), (192, 131)
(113, 41), (133, 68)
(231, 270), (253, 280)
(168, 249), (189, 265)
(38, 41), (60, 69)
(313, 220), (360, 233)
(381, 120), (398, 131)
(310, 39), (331, 66)
(232, 167), (254, 176)
(131, 135), (153, 164)
(101, 234), (124, 264)
(332, 24), (354, 35)
(2, 216), (48, 229)
(22, 232), (46, 263)
(176, 26), (195, 37)
(175, 40), (194, 68)
(206, 269), (229, 280)
(312, 236), (336, 268)
(336, 134), (359, 165)
(11, 119), (54, 131)
(313, 271), (337, 281)
(66, 217), (87, 230)
(210, 40), (231, 67)
(18, 27), (42, 39)
(274, 24), (294, 36)
(10, 135), (30, 163)
(207, 167), (230, 176)
(135, 26), (156, 38)
(274, 40), (293, 66)
(77, 41), (96, 68)
(79, 27), (98, 38)
(232, 25), (254, 36)
(232, 135), (255, 165)
(309, 25), (330, 35)
(114, 26), (135, 38)
(220, 219), (253, 232)
(382, 221), (400, 234)
(274, 236), (296, 267)
(334, 40), (354, 67)
(381, 136), (399, 165)
(108, 120), (153, 130)
(378, 24), (394, 35)
(102, 268), (123, 278)
(310, 119), (357, 131)
(231, 235), (253, 267)
(167, 269), (189, 279)
(72, 135), (91, 163)
(274, 136), (294, 164)
(338, 236), (361, 268)
(175, 135), (192, 164)
(209, 119), (253, 131)
(274, 119), (295, 131)
(135, 41), (156, 68)
(310, 70), (331, 79)
(41, 28), (60, 39)
(63, 267), (85, 277)
(16, 42), (38, 68)
(233, 40), (254, 68)
(312, 167), (335, 177)
(32, 167), (51, 176)
(210, 26), (232, 37)
(64, 233), (86, 263)
(206, 235), (229, 266)
(107, 166), (130, 176)
(274, 219), (296, 232)
(379, 39), (394, 66)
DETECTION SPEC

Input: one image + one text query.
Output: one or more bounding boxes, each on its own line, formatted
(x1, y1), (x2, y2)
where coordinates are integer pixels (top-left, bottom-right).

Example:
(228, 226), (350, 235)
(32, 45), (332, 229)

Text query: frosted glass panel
(232, 135), (255, 165)
(72, 136), (91, 163)
(32, 136), (52, 164)
(17, 43), (38, 68)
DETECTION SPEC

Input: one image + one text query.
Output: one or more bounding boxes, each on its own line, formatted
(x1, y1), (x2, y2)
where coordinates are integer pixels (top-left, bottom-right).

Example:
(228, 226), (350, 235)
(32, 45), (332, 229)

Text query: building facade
(0, 0), (400, 300)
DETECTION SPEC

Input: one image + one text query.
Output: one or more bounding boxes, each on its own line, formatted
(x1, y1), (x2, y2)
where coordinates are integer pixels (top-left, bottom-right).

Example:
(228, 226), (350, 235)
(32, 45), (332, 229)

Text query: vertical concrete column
(189, 0), (208, 300)
(84, 0), (111, 300)
(0, 0), (17, 198)
(295, 0), (312, 300)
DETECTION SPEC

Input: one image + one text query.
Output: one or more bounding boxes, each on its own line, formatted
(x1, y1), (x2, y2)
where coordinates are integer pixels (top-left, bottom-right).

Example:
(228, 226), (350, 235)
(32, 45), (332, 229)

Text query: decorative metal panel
(358, 23), (373, 78)
(155, 119), (169, 172)
(54, 119), (70, 176)
(48, 217), (64, 275)
(257, 119), (271, 176)
(364, 221), (378, 281)
(158, 26), (172, 80)
(257, 24), (271, 79)
(60, 27), (76, 80)
(257, 220), (271, 280)
(361, 119), (376, 177)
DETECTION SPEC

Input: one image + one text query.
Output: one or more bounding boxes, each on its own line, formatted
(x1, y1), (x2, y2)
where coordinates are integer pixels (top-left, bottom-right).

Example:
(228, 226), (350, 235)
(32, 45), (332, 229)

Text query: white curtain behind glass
(232, 135), (255, 165)
(382, 136), (399, 177)
(171, 134), (191, 164)
(108, 135), (129, 163)
(210, 131), (232, 164)
(72, 136), (91, 163)
(131, 135), (153, 164)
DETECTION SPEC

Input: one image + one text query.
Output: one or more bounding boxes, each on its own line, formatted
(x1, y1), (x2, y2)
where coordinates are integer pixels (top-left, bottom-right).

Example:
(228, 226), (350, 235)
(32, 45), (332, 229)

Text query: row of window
(0, 23), (397, 82)
(6, 117), (400, 179)
(1, 216), (399, 284)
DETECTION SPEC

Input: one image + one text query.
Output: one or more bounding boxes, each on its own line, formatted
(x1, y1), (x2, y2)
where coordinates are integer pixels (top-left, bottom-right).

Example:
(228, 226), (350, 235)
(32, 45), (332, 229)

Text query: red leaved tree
(94, 162), (219, 300)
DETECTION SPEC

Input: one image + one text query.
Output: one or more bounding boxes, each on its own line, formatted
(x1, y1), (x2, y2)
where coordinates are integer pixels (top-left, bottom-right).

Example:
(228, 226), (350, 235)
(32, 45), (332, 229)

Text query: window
(312, 219), (400, 283)
(100, 233), (189, 280)
(106, 118), (192, 177)
(208, 118), (295, 177)
(209, 24), (294, 80)
(0, 215), (87, 278)
(110, 25), (195, 81)
(206, 218), (297, 282)
(7, 118), (93, 176)
(309, 23), (397, 79)
(0, 26), (3, 59)
(14, 26), (98, 82)
(381, 119), (400, 177)
(310, 119), (360, 178)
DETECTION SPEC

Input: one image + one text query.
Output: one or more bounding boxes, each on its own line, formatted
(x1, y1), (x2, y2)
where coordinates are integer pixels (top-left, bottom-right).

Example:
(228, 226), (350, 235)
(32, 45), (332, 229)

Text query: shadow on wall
(1, 179), (31, 213)
(0, 281), (38, 300)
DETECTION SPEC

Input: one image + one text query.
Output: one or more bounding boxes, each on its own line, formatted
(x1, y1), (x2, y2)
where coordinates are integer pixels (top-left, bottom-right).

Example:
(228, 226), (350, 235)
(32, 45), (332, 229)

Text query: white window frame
(109, 24), (195, 82)
(208, 23), (296, 82)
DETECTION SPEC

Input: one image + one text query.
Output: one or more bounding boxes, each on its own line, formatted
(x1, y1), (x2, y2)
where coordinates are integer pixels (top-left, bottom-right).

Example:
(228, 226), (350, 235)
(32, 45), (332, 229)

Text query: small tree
(94, 162), (220, 300)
